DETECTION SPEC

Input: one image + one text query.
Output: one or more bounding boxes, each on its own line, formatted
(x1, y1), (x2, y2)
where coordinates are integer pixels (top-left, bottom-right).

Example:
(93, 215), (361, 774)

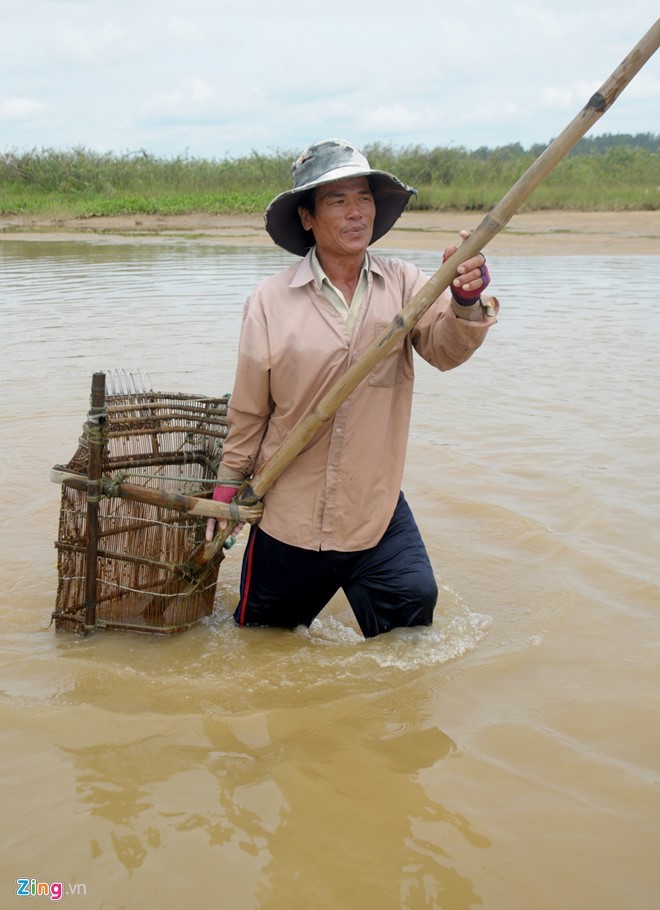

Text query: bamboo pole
(192, 18), (660, 571)
(51, 468), (264, 524)
(83, 372), (106, 631)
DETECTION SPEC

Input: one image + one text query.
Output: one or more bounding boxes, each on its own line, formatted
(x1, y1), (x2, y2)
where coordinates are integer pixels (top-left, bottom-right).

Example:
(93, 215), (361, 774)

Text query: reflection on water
(1, 237), (659, 909)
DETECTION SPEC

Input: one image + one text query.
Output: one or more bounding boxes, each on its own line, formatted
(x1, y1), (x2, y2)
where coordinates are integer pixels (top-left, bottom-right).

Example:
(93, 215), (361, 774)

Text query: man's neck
(314, 248), (366, 304)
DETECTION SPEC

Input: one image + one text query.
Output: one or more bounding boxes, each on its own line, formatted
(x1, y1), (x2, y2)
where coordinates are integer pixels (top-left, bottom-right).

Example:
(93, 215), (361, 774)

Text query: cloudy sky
(1, 0), (658, 160)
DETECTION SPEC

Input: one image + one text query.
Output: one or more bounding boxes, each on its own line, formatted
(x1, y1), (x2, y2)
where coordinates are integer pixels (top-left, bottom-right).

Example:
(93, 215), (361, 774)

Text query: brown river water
(1, 235), (659, 909)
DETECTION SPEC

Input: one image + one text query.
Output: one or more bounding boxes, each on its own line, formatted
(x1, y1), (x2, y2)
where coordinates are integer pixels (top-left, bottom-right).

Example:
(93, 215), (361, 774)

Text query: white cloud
(142, 76), (265, 121)
(512, 3), (564, 39)
(165, 16), (206, 43)
(540, 86), (577, 109)
(364, 104), (432, 132)
(0, 97), (45, 121)
(623, 73), (660, 100)
(49, 22), (131, 66)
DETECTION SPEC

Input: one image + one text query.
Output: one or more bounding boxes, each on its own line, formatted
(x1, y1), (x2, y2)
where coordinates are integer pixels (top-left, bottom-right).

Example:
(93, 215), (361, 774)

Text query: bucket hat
(265, 138), (415, 256)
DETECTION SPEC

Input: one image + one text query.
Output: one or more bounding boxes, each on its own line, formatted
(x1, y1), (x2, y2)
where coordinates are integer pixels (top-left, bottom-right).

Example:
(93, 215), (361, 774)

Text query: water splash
(200, 583), (492, 700)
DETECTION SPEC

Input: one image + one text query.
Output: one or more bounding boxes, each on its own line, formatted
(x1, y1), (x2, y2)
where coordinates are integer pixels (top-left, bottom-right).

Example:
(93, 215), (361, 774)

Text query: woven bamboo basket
(51, 372), (232, 634)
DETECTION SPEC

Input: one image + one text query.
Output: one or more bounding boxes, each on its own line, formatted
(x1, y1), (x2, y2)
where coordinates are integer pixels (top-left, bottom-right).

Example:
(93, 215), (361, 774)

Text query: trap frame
(51, 371), (235, 634)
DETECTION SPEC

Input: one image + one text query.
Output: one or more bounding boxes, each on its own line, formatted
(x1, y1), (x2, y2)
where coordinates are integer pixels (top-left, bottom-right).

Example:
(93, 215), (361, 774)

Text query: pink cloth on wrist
(212, 485), (237, 504)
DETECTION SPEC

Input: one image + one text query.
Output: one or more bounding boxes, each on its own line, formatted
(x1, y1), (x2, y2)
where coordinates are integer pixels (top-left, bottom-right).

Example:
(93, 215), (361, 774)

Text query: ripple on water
(0, 589), (491, 717)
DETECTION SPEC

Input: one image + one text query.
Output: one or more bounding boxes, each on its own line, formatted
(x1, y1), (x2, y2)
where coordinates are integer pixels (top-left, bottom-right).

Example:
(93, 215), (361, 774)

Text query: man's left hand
(443, 229), (490, 303)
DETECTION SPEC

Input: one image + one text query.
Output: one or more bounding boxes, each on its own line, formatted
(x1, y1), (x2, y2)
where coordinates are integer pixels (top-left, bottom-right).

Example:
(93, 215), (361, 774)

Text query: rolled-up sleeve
(409, 265), (499, 370)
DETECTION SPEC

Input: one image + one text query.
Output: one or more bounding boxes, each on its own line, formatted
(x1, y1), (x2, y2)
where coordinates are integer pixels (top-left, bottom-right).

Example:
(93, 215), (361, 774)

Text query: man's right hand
(205, 483), (245, 542)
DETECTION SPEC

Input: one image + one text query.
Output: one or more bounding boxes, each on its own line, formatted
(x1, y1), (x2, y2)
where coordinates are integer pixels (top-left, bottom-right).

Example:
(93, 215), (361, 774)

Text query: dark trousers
(234, 492), (438, 638)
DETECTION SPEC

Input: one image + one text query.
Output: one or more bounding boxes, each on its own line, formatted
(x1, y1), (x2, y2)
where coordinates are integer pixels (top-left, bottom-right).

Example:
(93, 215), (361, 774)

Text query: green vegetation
(1, 134), (658, 218)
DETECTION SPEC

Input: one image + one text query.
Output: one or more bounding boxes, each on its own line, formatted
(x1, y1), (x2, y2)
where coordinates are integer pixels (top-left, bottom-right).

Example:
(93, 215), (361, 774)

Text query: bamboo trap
(50, 372), (259, 634)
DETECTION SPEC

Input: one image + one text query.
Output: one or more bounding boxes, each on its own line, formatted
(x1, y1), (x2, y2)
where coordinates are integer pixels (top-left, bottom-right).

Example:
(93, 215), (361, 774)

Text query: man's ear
(298, 206), (312, 232)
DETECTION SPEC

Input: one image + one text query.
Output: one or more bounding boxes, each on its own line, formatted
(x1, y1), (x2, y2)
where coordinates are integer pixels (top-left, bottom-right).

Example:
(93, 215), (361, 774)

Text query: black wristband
(451, 288), (482, 306)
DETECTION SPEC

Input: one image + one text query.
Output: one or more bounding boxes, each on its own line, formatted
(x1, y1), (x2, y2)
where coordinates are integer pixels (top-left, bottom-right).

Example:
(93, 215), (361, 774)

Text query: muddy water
(1, 237), (659, 909)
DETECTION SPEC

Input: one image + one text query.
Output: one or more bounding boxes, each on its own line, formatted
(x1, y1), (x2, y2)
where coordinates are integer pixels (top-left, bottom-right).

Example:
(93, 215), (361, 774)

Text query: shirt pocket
(368, 322), (405, 387)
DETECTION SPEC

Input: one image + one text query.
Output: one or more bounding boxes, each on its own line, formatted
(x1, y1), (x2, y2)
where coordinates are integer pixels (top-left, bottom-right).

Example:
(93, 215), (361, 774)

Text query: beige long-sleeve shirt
(220, 249), (498, 551)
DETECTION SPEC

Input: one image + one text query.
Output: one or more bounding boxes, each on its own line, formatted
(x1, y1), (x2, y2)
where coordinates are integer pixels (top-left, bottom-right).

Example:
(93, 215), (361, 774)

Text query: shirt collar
(290, 247), (383, 289)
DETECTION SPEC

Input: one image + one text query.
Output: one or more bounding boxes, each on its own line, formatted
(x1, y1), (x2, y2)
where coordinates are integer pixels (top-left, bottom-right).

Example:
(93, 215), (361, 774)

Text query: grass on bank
(0, 137), (658, 219)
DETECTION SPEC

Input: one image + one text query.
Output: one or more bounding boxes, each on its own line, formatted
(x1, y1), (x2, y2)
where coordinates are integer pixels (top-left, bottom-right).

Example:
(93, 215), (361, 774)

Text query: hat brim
(264, 169), (416, 256)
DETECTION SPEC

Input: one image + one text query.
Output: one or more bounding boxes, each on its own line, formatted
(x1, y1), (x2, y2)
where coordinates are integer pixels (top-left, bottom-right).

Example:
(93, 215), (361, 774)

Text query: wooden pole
(83, 372), (106, 631)
(192, 18), (660, 570)
(51, 468), (264, 524)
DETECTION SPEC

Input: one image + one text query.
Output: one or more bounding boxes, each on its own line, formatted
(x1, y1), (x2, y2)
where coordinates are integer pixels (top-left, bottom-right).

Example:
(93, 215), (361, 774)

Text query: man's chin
(341, 231), (370, 249)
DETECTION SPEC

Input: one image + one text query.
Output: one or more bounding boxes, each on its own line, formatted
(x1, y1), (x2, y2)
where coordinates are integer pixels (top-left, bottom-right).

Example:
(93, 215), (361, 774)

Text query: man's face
(298, 177), (376, 259)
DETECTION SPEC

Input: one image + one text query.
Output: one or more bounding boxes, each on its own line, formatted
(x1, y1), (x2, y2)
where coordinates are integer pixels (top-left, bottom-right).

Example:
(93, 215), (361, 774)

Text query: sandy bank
(1, 210), (658, 256)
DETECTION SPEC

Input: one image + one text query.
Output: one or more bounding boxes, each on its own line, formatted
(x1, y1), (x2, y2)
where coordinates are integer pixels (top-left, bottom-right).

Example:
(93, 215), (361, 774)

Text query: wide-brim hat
(265, 138), (416, 256)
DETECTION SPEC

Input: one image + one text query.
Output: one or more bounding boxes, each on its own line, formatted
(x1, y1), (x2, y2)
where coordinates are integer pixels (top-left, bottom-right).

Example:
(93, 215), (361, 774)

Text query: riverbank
(1, 210), (658, 255)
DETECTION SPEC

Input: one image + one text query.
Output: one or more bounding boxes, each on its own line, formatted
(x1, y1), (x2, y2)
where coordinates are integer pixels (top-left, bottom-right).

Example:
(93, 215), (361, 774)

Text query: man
(207, 138), (498, 638)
